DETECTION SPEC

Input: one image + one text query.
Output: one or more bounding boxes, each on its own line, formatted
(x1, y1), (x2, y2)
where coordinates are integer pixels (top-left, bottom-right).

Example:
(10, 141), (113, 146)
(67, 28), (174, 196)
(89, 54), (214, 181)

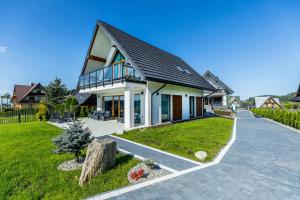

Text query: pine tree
(53, 121), (93, 161)
(46, 77), (68, 106)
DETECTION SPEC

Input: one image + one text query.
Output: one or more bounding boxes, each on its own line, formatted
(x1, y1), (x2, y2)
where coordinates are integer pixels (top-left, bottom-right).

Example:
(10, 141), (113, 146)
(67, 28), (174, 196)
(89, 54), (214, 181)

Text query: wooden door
(172, 95), (182, 121)
(196, 97), (203, 117)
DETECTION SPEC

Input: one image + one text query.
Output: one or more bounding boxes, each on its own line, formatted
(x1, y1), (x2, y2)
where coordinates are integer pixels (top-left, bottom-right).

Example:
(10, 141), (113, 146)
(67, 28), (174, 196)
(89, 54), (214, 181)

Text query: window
(134, 95), (141, 124)
(111, 51), (125, 64)
(176, 66), (184, 72)
(161, 94), (171, 122)
(184, 69), (191, 74)
(189, 96), (195, 118)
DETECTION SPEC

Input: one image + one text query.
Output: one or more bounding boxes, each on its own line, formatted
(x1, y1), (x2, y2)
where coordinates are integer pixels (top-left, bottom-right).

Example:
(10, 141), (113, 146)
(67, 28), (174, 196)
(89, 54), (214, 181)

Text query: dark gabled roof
(95, 20), (215, 91)
(292, 83), (300, 102)
(12, 83), (43, 103)
(203, 71), (234, 94)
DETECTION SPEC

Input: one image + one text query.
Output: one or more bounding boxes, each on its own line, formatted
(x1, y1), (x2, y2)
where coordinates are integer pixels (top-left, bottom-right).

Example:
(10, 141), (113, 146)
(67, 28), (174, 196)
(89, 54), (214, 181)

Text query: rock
(79, 139), (116, 186)
(195, 151), (207, 161)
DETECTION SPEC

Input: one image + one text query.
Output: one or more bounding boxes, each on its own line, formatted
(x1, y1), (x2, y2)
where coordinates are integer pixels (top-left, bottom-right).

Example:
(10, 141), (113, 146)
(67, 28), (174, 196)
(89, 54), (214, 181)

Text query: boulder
(195, 151), (207, 162)
(79, 139), (116, 186)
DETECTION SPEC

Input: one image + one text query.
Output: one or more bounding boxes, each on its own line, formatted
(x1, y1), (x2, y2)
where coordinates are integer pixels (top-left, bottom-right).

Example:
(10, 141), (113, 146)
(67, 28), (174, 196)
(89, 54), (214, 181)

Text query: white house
(78, 20), (215, 130)
(202, 71), (234, 108)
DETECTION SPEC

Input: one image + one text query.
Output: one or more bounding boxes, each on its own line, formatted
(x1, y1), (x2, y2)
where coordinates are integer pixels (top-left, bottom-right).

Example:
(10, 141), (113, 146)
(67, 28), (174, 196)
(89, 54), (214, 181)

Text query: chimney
(30, 82), (35, 86)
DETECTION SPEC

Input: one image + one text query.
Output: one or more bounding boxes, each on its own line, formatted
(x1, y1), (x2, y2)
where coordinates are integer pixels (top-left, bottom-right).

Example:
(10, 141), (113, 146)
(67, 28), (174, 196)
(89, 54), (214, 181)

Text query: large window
(103, 96), (112, 112)
(190, 96), (195, 118)
(134, 95), (141, 124)
(161, 94), (170, 122)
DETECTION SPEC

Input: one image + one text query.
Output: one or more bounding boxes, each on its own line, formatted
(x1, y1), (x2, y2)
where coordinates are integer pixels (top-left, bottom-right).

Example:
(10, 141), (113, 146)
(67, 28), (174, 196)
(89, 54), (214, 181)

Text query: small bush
(36, 103), (50, 121)
(53, 121), (93, 161)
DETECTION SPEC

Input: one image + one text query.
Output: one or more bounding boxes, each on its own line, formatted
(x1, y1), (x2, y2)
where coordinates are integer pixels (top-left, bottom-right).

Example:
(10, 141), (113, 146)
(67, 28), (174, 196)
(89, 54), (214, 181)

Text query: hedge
(251, 108), (300, 129)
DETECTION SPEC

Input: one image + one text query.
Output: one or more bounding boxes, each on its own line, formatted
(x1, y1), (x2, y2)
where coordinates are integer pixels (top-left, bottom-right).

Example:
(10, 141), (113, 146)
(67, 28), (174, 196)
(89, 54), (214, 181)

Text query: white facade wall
(148, 81), (203, 125)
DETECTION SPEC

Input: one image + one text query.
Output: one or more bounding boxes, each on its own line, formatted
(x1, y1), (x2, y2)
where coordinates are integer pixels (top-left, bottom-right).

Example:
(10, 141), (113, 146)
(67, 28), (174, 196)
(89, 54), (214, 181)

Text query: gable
(203, 71), (233, 94)
(96, 20), (215, 91)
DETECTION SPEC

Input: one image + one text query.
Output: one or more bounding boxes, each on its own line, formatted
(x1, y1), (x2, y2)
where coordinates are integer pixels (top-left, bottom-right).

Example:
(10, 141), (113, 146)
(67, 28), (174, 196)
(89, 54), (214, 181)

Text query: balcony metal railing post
(112, 65), (114, 85)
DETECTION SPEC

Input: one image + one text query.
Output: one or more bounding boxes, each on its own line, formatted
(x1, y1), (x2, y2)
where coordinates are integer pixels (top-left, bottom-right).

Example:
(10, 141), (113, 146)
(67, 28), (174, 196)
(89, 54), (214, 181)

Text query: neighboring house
(77, 20), (215, 130)
(11, 83), (46, 109)
(254, 96), (282, 109)
(291, 84), (300, 102)
(202, 71), (234, 109)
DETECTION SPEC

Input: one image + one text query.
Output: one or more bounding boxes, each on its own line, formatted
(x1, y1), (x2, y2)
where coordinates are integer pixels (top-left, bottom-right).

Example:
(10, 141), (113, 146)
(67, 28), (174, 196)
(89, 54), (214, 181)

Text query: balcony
(78, 61), (143, 90)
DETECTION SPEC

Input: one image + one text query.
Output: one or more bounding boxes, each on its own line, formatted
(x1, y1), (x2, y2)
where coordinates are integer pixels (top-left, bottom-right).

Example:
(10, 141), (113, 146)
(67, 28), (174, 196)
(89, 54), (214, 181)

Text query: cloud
(0, 46), (7, 53)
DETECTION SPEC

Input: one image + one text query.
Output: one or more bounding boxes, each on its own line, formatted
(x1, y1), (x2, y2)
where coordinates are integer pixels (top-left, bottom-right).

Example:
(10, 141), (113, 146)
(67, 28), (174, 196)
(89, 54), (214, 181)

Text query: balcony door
(161, 94), (170, 122)
(104, 95), (124, 119)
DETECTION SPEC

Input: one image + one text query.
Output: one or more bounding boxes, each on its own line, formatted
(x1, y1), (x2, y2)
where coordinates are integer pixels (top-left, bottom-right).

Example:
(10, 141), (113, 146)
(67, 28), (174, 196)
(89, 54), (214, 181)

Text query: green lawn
(117, 117), (234, 162)
(0, 122), (139, 200)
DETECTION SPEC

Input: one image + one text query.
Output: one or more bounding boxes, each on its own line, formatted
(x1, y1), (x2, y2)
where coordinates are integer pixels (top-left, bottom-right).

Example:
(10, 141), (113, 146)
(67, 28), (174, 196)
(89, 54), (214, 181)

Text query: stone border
(87, 117), (237, 200)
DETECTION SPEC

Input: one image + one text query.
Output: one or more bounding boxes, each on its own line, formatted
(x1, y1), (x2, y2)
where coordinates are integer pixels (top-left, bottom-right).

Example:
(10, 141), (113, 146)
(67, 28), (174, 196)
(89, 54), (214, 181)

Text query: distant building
(11, 83), (46, 109)
(254, 96), (281, 109)
(291, 84), (300, 102)
(203, 71), (234, 108)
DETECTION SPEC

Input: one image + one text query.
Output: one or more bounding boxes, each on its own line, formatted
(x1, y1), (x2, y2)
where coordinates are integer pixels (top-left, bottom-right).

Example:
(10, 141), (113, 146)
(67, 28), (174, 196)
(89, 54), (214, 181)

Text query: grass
(0, 122), (139, 200)
(117, 117), (234, 162)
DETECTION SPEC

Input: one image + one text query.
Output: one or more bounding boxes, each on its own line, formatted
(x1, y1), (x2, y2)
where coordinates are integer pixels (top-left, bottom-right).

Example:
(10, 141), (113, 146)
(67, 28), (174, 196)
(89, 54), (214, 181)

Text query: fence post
(25, 108), (27, 122)
(18, 112), (21, 123)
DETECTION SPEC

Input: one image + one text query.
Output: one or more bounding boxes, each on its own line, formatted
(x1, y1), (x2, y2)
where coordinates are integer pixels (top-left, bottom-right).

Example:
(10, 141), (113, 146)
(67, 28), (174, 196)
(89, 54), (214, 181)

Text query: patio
(82, 118), (124, 137)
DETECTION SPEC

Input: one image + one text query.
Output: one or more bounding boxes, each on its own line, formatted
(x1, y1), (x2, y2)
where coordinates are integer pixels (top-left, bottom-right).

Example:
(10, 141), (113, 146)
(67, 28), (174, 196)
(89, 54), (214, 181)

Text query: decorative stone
(127, 162), (170, 184)
(79, 139), (116, 186)
(195, 151), (207, 161)
(57, 157), (85, 171)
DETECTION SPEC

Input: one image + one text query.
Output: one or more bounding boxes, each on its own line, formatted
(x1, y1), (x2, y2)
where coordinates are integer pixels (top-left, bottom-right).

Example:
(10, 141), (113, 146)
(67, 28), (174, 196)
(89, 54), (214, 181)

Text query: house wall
(148, 81), (203, 125)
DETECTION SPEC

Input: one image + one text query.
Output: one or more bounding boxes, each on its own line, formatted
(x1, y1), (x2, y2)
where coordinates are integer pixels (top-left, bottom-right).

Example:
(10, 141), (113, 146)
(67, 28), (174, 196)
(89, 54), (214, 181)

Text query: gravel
(127, 163), (170, 184)
(57, 157), (85, 171)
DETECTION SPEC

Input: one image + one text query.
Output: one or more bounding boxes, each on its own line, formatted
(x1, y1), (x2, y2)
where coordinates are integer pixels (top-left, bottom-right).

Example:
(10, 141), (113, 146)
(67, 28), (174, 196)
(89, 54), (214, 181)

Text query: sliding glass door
(161, 94), (170, 122)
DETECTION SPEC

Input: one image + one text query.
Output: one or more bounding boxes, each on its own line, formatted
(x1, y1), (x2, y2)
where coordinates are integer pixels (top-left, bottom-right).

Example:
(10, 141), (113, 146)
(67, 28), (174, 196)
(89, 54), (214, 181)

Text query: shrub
(251, 108), (299, 130)
(53, 121), (93, 161)
(36, 103), (50, 121)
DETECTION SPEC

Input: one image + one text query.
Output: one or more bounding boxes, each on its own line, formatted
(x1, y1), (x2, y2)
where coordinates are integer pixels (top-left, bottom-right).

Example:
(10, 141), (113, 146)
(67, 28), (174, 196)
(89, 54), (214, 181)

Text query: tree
(53, 121), (93, 161)
(45, 77), (68, 106)
(36, 103), (50, 121)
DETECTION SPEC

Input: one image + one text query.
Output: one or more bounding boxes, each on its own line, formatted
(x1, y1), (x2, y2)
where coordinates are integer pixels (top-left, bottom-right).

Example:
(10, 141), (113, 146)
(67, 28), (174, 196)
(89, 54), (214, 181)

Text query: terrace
(78, 61), (144, 90)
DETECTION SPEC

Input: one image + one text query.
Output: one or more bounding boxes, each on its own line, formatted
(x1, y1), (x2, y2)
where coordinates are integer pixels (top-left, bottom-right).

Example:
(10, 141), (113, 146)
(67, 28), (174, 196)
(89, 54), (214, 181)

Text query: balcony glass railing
(79, 62), (142, 89)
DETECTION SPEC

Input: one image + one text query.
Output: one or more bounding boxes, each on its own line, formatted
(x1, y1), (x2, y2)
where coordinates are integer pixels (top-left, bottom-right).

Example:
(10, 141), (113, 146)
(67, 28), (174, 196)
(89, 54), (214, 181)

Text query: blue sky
(0, 0), (299, 100)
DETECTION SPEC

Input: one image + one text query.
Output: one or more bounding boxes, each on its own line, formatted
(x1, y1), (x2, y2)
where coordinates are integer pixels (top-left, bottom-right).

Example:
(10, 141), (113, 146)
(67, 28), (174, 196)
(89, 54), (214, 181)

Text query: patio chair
(100, 111), (111, 121)
(50, 112), (60, 123)
(92, 111), (103, 120)
(62, 112), (72, 122)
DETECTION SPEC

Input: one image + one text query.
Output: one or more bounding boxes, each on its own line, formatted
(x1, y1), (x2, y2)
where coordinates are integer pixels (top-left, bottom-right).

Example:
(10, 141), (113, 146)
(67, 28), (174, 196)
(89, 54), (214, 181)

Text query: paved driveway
(105, 111), (300, 200)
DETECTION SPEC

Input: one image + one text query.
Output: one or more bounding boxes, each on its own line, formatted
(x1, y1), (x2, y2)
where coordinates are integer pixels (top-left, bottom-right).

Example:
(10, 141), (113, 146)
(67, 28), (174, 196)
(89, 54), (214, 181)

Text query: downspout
(150, 83), (167, 125)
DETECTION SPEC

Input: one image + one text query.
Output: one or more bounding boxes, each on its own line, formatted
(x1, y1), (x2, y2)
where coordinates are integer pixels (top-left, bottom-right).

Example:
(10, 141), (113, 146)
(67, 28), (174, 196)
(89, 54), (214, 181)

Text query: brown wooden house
(11, 83), (46, 109)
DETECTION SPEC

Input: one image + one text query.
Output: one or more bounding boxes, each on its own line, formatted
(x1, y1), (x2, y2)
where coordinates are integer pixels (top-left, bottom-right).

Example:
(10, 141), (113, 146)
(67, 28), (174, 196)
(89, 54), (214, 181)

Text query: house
(11, 83), (46, 109)
(291, 84), (300, 102)
(254, 96), (281, 109)
(77, 20), (215, 130)
(76, 93), (97, 107)
(202, 71), (234, 108)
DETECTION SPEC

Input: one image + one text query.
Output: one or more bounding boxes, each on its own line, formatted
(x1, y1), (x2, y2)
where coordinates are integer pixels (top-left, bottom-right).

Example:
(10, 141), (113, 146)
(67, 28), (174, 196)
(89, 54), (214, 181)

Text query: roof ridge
(98, 20), (182, 61)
